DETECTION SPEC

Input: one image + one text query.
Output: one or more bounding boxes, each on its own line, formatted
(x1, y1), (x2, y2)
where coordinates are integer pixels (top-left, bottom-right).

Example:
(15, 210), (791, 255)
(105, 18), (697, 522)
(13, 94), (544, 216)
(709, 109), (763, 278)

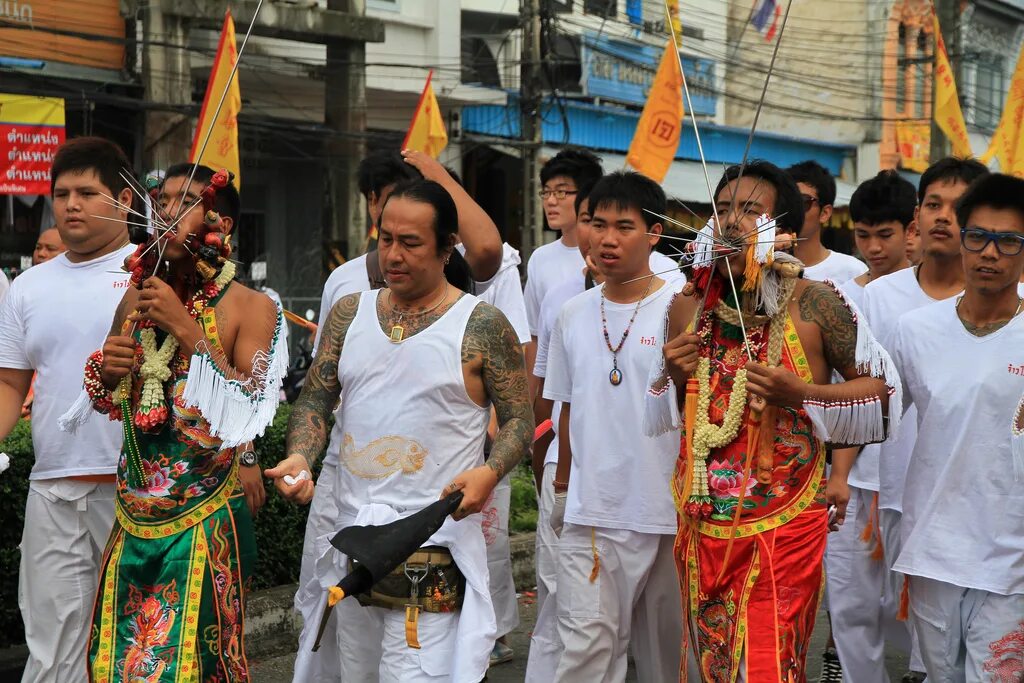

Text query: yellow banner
(402, 71), (448, 158)
(626, 40), (683, 183)
(980, 46), (1024, 175)
(895, 121), (931, 173)
(190, 11), (242, 188)
(932, 11), (972, 159)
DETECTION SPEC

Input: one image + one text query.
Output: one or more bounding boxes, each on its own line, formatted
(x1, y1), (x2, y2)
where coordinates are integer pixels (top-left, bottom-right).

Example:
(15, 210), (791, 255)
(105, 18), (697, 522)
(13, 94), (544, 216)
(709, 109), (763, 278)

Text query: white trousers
(525, 462), (560, 682)
(909, 575), (1024, 683)
(484, 476), (519, 637)
(293, 461), (342, 683)
(880, 507), (925, 672)
(335, 601), (460, 682)
(554, 523), (682, 683)
(19, 479), (115, 683)
(825, 486), (893, 683)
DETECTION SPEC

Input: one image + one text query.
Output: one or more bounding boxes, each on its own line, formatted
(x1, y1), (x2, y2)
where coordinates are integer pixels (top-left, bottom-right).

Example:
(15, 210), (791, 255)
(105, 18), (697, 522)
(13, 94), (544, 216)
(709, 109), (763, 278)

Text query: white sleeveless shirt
(306, 289), (496, 682)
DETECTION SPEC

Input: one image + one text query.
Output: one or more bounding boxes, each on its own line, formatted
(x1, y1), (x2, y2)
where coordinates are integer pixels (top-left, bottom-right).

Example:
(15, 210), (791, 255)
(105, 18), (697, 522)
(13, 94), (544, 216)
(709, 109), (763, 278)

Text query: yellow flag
(981, 46), (1024, 175)
(402, 71), (448, 158)
(190, 10), (242, 188)
(626, 41), (683, 183)
(932, 11), (972, 159)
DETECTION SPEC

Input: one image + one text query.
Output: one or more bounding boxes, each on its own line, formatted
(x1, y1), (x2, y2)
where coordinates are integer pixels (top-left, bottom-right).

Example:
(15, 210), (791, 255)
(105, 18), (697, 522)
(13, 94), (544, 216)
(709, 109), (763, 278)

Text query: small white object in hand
(0, 452), (9, 474)
(283, 470), (311, 487)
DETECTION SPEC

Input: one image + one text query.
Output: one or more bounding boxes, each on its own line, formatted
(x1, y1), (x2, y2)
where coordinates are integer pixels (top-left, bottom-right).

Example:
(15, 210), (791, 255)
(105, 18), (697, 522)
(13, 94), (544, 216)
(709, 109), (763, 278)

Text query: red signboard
(0, 95), (65, 195)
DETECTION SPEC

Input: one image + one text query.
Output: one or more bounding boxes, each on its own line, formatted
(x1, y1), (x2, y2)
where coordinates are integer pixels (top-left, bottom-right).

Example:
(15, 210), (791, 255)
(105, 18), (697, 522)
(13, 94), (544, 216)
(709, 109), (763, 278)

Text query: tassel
(753, 214), (775, 263)
(58, 389), (95, 434)
(897, 577), (910, 621)
(715, 419), (758, 585)
(756, 404), (777, 484)
(589, 527), (601, 582)
(803, 397), (885, 445)
(181, 307), (289, 447)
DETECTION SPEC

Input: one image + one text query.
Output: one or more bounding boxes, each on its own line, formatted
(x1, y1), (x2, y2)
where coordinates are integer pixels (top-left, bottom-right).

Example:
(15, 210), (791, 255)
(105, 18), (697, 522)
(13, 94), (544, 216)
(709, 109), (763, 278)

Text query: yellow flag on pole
(190, 10), (242, 188)
(980, 46), (1024, 174)
(626, 40), (683, 183)
(402, 71), (448, 158)
(932, 10), (972, 159)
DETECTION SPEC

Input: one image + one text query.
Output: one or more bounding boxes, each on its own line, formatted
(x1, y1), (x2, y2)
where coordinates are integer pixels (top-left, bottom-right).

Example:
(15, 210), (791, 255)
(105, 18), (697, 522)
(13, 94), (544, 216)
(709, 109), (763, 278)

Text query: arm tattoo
(798, 282), (858, 373)
(285, 294), (359, 468)
(463, 303), (532, 481)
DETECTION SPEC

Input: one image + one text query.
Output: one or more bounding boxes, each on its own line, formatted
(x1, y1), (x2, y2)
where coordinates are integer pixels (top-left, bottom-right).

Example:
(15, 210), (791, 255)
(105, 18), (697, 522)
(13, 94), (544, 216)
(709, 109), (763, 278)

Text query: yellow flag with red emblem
(402, 71), (448, 158)
(626, 40), (683, 183)
(932, 10), (972, 159)
(981, 46), (1024, 175)
(190, 10), (242, 188)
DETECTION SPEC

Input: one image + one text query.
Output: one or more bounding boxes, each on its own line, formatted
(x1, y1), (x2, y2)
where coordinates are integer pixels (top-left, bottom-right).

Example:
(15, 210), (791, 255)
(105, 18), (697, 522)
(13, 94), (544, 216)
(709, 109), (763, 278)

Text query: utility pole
(140, 0), (191, 171)
(520, 0), (543, 261)
(326, 0), (368, 264)
(931, 0), (958, 161)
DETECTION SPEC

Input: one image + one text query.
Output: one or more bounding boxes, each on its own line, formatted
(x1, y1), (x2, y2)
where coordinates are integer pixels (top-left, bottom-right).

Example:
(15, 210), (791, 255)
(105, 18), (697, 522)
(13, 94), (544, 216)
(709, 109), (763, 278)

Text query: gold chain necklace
(387, 283), (449, 343)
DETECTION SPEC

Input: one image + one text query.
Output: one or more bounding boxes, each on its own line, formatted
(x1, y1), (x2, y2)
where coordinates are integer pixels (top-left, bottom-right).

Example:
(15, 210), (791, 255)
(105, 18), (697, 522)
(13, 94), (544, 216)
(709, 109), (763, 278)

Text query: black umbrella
(311, 491), (464, 651)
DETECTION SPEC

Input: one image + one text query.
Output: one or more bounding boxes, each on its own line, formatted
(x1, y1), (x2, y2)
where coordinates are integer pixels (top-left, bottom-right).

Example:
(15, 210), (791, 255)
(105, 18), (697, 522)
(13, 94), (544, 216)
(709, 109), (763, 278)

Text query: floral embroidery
(120, 583), (178, 682)
(983, 620), (1024, 683)
(696, 591), (736, 682)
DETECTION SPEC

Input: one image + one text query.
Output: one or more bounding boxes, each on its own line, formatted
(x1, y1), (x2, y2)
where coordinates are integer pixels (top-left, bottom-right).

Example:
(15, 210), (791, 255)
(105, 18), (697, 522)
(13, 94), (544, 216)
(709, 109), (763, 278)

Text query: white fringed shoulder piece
(801, 281), (903, 445)
(58, 388), (97, 434)
(181, 304), (289, 448)
(642, 290), (682, 437)
(753, 213), (776, 264)
(1011, 394), (1024, 482)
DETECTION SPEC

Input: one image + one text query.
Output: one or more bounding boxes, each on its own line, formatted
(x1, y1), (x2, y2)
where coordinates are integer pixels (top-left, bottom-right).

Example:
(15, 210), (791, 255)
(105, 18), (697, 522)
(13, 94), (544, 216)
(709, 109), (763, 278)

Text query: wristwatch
(239, 450), (258, 468)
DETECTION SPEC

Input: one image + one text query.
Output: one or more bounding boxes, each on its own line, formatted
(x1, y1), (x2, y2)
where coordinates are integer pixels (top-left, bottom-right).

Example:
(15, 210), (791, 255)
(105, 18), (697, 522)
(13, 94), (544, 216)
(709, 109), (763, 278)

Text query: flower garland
(135, 328), (178, 429)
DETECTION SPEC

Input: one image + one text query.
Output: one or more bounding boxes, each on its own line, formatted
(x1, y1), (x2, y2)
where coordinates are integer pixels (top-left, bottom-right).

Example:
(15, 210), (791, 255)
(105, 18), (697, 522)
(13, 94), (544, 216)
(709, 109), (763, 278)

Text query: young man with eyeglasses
(788, 160), (866, 283)
(523, 150), (603, 385)
(888, 173), (1024, 682)
(858, 156), (989, 683)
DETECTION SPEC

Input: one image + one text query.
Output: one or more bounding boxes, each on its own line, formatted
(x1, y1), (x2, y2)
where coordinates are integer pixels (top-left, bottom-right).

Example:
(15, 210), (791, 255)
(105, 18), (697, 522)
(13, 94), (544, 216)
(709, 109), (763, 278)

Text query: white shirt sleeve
(542, 310), (572, 403)
(0, 284), (30, 369)
(476, 268), (530, 345)
(888, 317), (914, 418)
(533, 305), (551, 379)
(313, 278), (338, 353)
(523, 259), (542, 338)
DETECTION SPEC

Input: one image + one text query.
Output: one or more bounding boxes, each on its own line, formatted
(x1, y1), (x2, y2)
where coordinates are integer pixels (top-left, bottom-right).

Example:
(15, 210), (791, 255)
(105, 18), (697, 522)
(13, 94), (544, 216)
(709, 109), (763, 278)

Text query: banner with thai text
(0, 94), (65, 195)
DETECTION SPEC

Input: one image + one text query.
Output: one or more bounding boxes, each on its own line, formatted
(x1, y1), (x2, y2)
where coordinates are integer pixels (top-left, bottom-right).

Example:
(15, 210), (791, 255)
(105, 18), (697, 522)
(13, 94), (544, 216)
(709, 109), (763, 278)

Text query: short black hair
(50, 136), (132, 196)
(357, 150), (421, 200)
(162, 163), (240, 224)
(380, 179), (474, 292)
(540, 148), (603, 190)
(918, 156), (989, 203)
(586, 171), (666, 229)
(715, 160), (805, 235)
(849, 170), (917, 229)
(574, 181), (596, 215)
(787, 160), (836, 207)
(955, 173), (1024, 231)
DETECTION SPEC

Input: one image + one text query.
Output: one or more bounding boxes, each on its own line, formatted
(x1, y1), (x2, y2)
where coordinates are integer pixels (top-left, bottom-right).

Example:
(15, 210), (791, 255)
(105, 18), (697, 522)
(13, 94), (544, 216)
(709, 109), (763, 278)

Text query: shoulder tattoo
(798, 281), (858, 372)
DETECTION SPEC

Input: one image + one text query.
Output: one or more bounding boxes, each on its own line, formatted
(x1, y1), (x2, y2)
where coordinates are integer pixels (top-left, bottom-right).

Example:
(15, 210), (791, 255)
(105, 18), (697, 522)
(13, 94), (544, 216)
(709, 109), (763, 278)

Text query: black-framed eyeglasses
(801, 194), (819, 212)
(539, 189), (578, 200)
(961, 227), (1024, 256)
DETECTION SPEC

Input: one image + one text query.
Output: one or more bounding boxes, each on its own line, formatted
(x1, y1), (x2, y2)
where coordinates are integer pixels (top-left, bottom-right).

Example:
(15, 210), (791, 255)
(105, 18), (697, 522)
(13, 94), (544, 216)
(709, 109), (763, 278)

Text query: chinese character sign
(0, 94), (66, 195)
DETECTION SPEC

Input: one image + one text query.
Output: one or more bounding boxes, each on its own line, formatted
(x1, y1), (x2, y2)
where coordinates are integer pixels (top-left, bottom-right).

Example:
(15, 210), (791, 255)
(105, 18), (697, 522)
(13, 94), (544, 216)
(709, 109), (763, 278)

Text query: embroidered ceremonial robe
(675, 315), (826, 683)
(88, 294), (254, 683)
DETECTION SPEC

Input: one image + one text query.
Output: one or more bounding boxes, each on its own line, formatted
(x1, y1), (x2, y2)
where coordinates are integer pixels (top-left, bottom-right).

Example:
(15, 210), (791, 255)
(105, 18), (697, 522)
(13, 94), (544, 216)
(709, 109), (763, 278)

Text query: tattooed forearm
(463, 304), (532, 481)
(285, 294), (359, 467)
(798, 282), (858, 373)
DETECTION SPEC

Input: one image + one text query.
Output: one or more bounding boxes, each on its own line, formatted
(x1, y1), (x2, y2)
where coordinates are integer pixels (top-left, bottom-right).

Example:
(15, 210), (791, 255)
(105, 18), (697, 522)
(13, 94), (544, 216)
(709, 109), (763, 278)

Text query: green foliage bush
(510, 462), (538, 533)
(0, 419), (34, 647)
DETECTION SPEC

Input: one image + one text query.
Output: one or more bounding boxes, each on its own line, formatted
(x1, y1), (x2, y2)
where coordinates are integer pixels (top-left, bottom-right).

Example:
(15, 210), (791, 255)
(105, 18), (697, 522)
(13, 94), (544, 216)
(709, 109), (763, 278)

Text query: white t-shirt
(891, 299), (1024, 595)
(861, 267), (958, 510)
(837, 277), (881, 492)
(315, 254), (371, 350)
(524, 239), (585, 336)
(802, 250), (866, 284)
(544, 279), (682, 534)
(0, 246), (133, 479)
(461, 243), (530, 344)
(0, 269), (10, 303)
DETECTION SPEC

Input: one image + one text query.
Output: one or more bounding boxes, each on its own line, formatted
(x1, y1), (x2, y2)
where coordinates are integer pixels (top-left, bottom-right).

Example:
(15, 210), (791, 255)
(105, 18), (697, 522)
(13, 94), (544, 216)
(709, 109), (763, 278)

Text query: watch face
(240, 451), (257, 467)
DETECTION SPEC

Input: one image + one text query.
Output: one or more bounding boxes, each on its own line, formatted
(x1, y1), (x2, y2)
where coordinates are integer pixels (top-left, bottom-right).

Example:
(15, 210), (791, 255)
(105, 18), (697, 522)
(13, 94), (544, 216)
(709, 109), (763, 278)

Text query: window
(975, 53), (1006, 130)
(584, 0), (616, 19)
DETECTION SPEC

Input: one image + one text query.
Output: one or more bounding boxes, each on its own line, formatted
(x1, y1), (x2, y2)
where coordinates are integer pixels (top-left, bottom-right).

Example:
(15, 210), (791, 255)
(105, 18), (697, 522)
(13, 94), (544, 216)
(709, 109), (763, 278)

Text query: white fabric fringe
(58, 388), (97, 434)
(181, 306), (289, 448)
(753, 213), (775, 263)
(643, 290), (683, 437)
(691, 219), (717, 272)
(802, 281), (903, 445)
(1011, 394), (1024, 482)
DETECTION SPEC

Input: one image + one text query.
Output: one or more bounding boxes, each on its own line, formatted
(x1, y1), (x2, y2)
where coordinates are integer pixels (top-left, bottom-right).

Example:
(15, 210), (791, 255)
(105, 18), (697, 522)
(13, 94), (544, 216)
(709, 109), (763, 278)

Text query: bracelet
(84, 351), (117, 417)
(552, 479), (569, 493)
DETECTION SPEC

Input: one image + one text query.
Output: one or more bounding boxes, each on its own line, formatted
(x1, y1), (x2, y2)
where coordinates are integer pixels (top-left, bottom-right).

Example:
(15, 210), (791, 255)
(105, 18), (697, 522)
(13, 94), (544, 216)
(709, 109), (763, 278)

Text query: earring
(445, 254), (451, 265)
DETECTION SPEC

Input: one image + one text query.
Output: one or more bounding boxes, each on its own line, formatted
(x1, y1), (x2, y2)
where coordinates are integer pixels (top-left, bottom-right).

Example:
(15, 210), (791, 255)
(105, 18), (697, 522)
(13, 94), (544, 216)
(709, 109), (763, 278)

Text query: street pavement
(251, 591), (910, 682)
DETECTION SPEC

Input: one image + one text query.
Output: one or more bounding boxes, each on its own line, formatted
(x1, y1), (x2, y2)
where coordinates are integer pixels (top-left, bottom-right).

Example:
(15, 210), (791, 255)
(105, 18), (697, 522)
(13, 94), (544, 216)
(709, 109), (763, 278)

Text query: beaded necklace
(599, 276), (655, 386)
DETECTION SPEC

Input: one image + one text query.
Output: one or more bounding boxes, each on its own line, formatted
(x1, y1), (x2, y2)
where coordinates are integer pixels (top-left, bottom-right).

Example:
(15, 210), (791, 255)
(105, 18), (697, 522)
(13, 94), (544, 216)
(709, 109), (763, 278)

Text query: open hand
(100, 335), (137, 390)
(745, 362), (807, 409)
(401, 149), (448, 183)
(441, 465), (499, 521)
(264, 454), (315, 505)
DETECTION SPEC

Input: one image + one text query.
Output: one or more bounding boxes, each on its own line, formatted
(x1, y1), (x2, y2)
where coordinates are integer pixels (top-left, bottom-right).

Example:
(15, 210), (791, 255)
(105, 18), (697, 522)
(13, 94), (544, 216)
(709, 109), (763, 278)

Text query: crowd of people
(0, 134), (1021, 683)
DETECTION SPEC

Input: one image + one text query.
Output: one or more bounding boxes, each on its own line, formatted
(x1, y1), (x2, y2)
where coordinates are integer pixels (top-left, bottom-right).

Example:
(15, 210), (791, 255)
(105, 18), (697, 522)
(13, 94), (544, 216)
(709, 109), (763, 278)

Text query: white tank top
(335, 289), (490, 520)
